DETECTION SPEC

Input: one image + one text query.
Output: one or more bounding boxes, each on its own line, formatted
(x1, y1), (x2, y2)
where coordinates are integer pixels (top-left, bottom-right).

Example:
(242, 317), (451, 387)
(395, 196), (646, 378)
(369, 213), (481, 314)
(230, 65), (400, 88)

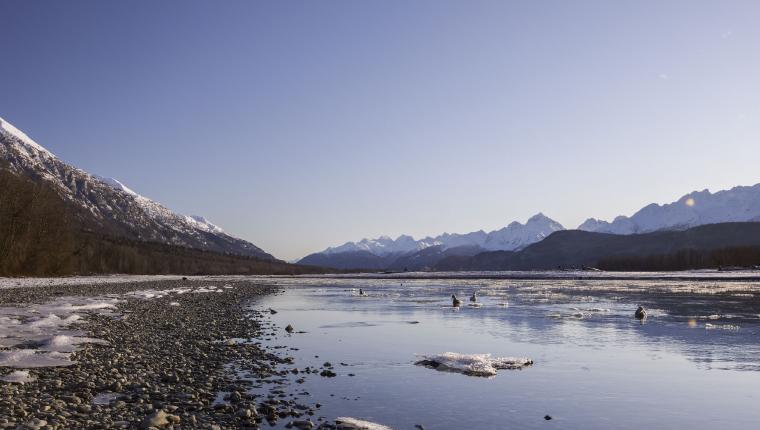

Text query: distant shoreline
(3, 270), (760, 290)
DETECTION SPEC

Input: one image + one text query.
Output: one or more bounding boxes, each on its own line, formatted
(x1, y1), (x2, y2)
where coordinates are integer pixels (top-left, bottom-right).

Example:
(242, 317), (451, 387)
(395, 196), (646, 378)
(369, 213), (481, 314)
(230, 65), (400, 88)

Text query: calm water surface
(250, 276), (760, 429)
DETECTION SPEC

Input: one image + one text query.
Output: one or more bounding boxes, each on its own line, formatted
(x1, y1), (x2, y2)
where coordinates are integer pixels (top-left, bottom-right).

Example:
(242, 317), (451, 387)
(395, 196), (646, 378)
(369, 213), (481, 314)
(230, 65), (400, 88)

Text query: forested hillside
(0, 168), (325, 276)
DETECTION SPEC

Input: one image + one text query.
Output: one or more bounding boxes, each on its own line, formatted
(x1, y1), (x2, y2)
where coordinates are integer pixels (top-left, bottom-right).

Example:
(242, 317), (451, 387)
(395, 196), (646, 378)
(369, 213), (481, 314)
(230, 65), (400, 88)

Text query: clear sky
(2, 1), (759, 260)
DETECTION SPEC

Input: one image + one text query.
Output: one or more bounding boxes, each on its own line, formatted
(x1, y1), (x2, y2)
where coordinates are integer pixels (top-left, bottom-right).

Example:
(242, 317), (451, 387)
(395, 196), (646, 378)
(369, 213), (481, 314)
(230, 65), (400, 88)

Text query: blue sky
(2, 1), (759, 260)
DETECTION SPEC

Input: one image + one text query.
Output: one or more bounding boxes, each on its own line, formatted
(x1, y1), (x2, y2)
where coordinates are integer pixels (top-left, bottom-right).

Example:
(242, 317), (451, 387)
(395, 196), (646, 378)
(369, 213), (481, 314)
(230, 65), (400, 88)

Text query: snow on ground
(0, 369), (35, 384)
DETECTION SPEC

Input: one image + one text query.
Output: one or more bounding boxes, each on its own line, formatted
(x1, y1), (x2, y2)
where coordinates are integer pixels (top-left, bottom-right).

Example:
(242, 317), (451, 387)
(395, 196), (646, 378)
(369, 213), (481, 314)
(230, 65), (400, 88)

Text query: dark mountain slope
(0, 160), (325, 276)
(435, 223), (760, 271)
(386, 245), (484, 271)
(298, 250), (402, 270)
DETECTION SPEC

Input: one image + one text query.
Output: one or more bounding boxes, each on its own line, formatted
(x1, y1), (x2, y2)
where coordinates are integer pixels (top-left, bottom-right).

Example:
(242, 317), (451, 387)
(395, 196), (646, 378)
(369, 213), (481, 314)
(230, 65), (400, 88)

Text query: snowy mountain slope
(482, 213), (565, 251)
(578, 185), (760, 234)
(0, 116), (274, 260)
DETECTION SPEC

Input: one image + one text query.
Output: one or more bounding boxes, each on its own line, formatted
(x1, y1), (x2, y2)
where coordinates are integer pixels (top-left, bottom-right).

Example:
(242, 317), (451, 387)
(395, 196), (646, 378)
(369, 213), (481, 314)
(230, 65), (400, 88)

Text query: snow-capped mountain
(578, 184), (760, 235)
(482, 213), (565, 251)
(0, 116), (274, 260)
(315, 213), (565, 257)
(323, 234), (422, 255)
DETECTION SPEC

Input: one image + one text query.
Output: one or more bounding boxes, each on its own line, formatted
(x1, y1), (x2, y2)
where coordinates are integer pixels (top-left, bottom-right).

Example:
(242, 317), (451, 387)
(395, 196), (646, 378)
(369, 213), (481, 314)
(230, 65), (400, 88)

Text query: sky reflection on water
(252, 277), (760, 429)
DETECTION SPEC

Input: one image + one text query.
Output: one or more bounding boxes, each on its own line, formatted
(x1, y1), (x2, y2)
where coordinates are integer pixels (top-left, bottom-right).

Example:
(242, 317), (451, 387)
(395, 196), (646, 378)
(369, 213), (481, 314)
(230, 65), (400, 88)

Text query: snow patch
(94, 176), (139, 197)
(0, 370), (35, 384)
(0, 349), (73, 368)
(187, 216), (224, 234)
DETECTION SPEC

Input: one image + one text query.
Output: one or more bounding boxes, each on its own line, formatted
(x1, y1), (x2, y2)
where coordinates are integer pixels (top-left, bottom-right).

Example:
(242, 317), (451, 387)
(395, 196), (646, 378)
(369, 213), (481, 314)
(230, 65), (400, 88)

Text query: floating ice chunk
(415, 352), (533, 377)
(705, 323), (739, 330)
(0, 370), (35, 384)
(585, 307), (610, 313)
(335, 417), (394, 430)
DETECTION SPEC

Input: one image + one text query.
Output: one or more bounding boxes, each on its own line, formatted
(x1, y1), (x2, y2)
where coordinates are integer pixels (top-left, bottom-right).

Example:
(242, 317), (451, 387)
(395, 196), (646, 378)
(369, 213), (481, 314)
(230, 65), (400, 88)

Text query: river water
(252, 274), (760, 429)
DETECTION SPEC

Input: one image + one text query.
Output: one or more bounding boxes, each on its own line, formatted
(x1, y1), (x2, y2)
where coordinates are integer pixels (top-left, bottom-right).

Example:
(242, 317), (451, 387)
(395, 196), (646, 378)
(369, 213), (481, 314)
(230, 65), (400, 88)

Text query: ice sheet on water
(335, 417), (394, 430)
(415, 352), (533, 377)
(0, 296), (116, 369)
(38, 335), (108, 353)
(28, 314), (81, 328)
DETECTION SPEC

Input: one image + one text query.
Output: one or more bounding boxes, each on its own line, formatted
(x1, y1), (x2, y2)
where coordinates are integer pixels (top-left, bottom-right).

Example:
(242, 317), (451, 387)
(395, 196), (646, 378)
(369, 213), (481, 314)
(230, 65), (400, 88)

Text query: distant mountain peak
(0, 116), (54, 157)
(527, 212), (549, 222)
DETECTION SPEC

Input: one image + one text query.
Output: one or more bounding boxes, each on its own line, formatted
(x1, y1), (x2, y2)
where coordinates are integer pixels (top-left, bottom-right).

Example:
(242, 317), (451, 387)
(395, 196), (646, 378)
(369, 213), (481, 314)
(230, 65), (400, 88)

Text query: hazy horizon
(3, 1), (760, 260)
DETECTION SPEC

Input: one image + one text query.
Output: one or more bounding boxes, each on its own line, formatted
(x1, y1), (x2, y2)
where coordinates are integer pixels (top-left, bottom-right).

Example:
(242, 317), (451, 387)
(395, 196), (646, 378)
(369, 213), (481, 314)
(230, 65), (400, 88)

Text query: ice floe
(415, 352), (533, 377)
(335, 417), (394, 430)
(705, 323), (740, 330)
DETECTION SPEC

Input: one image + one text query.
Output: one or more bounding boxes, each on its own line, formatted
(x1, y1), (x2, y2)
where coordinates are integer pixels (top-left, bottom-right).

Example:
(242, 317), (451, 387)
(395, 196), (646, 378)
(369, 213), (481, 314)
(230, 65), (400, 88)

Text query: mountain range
(299, 213), (565, 270)
(301, 183), (760, 271)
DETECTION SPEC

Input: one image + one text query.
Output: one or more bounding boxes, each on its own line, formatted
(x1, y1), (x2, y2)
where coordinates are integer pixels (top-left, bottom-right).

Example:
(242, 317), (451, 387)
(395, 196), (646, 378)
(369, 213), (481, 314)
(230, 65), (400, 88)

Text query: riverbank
(0, 279), (332, 429)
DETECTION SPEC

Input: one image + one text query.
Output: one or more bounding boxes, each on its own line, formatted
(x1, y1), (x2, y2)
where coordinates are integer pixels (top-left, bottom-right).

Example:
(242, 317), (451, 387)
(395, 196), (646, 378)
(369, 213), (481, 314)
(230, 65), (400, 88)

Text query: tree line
(597, 247), (760, 271)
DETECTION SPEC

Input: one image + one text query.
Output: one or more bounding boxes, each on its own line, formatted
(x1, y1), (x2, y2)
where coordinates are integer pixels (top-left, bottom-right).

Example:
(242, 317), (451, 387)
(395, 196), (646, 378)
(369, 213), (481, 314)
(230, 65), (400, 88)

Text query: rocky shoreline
(0, 279), (351, 430)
